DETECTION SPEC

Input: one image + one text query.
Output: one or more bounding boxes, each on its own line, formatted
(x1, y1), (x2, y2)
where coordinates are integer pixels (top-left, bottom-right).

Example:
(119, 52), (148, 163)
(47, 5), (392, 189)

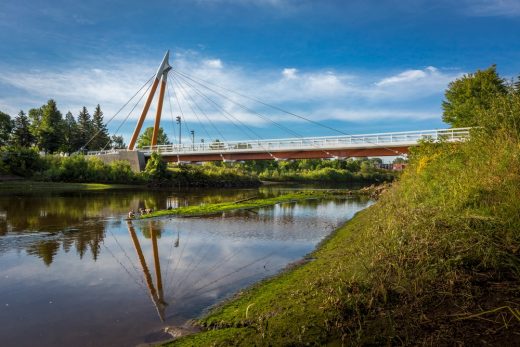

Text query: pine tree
(91, 104), (111, 150)
(61, 111), (79, 153)
(0, 110), (13, 147)
(10, 110), (34, 147)
(77, 106), (93, 151)
(38, 99), (63, 153)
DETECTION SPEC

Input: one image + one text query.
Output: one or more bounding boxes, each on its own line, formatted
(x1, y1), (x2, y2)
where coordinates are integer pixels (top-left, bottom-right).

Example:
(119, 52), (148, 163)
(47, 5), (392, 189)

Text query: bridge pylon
(128, 51), (172, 150)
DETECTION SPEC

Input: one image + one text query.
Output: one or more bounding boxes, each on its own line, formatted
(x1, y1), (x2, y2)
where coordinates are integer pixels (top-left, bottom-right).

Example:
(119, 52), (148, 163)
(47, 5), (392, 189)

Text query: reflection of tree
(140, 220), (164, 239)
(0, 188), (264, 266)
(26, 240), (60, 266)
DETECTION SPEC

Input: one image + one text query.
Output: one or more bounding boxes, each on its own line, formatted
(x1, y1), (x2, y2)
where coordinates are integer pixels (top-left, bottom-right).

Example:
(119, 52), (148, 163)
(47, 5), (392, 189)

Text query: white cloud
(203, 59), (223, 69)
(376, 66), (436, 86)
(282, 68), (298, 79)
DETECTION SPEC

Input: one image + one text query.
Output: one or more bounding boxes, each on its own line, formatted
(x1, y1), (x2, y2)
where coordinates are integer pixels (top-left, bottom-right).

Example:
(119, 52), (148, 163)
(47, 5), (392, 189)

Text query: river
(0, 186), (371, 346)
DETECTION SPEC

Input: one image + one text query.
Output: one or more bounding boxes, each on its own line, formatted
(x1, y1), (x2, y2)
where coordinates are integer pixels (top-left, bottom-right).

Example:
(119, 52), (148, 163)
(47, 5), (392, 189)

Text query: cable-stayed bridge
(85, 51), (470, 170)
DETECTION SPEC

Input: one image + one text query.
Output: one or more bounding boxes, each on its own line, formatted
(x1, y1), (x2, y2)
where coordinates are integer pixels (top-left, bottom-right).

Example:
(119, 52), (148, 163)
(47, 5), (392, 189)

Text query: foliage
(39, 99), (65, 153)
(137, 126), (171, 148)
(38, 155), (142, 184)
(76, 106), (94, 151)
(90, 104), (111, 150)
(0, 146), (44, 177)
(226, 158), (394, 183)
(0, 110), (13, 147)
(144, 152), (169, 180)
(111, 135), (126, 149)
(10, 110), (34, 147)
(61, 111), (80, 153)
(442, 65), (508, 127)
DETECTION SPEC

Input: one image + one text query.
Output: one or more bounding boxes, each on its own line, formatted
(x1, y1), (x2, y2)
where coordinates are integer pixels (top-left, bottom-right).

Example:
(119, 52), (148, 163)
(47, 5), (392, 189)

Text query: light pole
(190, 130), (195, 150)
(176, 116), (181, 145)
(201, 138), (204, 150)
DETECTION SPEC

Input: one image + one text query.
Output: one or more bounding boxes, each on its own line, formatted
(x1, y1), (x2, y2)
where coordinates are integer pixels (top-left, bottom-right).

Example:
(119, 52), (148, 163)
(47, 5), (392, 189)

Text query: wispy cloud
(462, 0), (520, 17)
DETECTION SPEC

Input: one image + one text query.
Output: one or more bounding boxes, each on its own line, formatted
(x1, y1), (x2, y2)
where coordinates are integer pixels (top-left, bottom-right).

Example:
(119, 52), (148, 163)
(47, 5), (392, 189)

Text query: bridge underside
(159, 146), (409, 163)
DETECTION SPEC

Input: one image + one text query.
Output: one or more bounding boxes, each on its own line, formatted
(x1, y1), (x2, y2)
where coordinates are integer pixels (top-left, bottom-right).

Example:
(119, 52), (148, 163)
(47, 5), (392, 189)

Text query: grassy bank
(167, 96), (520, 345)
(136, 191), (336, 219)
(0, 180), (137, 194)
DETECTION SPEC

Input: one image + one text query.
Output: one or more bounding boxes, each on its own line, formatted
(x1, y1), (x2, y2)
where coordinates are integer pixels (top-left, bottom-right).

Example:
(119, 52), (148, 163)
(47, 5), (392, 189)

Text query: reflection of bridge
(86, 51), (470, 170)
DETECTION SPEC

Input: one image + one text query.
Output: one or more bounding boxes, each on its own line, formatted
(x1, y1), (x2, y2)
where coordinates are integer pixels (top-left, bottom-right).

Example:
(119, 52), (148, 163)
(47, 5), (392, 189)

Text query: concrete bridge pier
(95, 150), (146, 172)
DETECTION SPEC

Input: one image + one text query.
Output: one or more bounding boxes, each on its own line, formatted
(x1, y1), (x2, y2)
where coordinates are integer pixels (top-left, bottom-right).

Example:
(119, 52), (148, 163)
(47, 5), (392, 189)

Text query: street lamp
(190, 130), (195, 150)
(176, 116), (181, 145)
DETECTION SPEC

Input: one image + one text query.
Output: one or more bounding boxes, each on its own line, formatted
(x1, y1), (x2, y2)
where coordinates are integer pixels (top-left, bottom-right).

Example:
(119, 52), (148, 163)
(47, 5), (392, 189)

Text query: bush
(0, 146), (44, 177)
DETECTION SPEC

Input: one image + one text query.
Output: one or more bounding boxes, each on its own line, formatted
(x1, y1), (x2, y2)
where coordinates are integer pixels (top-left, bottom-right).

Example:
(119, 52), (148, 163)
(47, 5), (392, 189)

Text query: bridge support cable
(172, 68), (406, 157)
(101, 77), (155, 151)
(169, 76), (229, 160)
(170, 76), (219, 143)
(78, 74), (154, 152)
(172, 68), (350, 136)
(172, 71), (343, 159)
(170, 75), (227, 143)
(171, 74), (279, 161)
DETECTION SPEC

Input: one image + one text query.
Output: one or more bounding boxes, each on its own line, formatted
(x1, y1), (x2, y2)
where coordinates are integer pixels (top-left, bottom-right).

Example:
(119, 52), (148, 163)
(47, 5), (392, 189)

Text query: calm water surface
(0, 187), (371, 346)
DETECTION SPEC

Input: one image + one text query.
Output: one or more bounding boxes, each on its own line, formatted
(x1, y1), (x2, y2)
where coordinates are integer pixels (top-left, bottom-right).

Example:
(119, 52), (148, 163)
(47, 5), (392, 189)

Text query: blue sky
(1, 0), (519, 143)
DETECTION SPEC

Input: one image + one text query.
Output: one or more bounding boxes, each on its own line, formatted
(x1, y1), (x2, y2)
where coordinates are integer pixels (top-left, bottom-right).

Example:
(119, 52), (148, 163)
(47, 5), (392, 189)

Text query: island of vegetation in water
(132, 190), (366, 219)
(164, 66), (520, 345)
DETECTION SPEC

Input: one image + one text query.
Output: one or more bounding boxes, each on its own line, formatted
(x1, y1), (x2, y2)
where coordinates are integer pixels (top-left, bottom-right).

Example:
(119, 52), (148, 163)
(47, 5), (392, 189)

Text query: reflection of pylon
(174, 231), (179, 248)
(127, 221), (168, 322)
(128, 51), (172, 150)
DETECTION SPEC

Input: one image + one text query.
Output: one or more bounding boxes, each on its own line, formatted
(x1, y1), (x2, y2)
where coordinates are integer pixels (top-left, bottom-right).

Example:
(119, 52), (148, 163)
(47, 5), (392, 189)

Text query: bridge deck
(88, 128), (470, 162)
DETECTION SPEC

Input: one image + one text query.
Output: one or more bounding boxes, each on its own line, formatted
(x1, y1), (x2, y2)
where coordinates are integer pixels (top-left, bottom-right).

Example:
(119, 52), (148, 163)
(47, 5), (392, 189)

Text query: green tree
(77, 106), (94, 150)
(28, 107), (43, 142)
(442, 65), (508, 127)
(111, 135), (126, 149)
(61, 111), (79, 153)
(90, 104), (111, 150)
(0, 110), (13, 147)
(10, 110), (34, 147)
(137, 126), (170, 148)
(38, 99), (64, 153)
(145, 152), (169, 179)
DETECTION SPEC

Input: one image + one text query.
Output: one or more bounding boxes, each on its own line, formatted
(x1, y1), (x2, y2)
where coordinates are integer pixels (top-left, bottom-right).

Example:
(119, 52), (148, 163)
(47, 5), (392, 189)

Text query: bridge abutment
(95, 150), (146, 172)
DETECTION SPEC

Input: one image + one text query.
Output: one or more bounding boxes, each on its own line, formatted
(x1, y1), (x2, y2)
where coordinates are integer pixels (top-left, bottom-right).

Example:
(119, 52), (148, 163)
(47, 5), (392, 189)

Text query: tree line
(0, 99), (125, 153)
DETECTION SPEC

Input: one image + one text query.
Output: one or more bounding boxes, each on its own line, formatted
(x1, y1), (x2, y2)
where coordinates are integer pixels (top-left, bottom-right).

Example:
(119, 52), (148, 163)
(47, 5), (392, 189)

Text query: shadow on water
(0, 186), (371, 346)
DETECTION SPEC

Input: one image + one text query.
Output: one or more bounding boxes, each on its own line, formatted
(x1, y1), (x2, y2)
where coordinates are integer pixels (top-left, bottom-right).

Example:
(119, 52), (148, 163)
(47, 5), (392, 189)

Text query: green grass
(0, 180), (137, 193)
(165, 96), (520, 345)
(137, 191), (336, 219)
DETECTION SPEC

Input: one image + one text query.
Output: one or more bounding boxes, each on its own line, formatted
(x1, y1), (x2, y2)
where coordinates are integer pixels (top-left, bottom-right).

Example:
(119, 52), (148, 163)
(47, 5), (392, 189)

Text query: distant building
(377, 163), (408, 171)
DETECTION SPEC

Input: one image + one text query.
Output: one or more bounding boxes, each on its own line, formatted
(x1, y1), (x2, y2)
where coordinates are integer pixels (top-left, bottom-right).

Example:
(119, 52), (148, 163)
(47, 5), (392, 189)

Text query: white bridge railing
(87, 128), (471, 156)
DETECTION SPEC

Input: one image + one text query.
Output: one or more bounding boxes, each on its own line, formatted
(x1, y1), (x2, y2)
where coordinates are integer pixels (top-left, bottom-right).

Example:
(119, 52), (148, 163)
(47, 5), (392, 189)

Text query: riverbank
(166, 113), (520, 344)
(0, 180), (139, 194)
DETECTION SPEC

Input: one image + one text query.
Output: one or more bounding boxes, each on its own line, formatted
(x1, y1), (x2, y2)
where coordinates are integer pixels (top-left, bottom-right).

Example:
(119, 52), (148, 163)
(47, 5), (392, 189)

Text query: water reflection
(0, 187), (371, 347)
(127, 221), (167, 322)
